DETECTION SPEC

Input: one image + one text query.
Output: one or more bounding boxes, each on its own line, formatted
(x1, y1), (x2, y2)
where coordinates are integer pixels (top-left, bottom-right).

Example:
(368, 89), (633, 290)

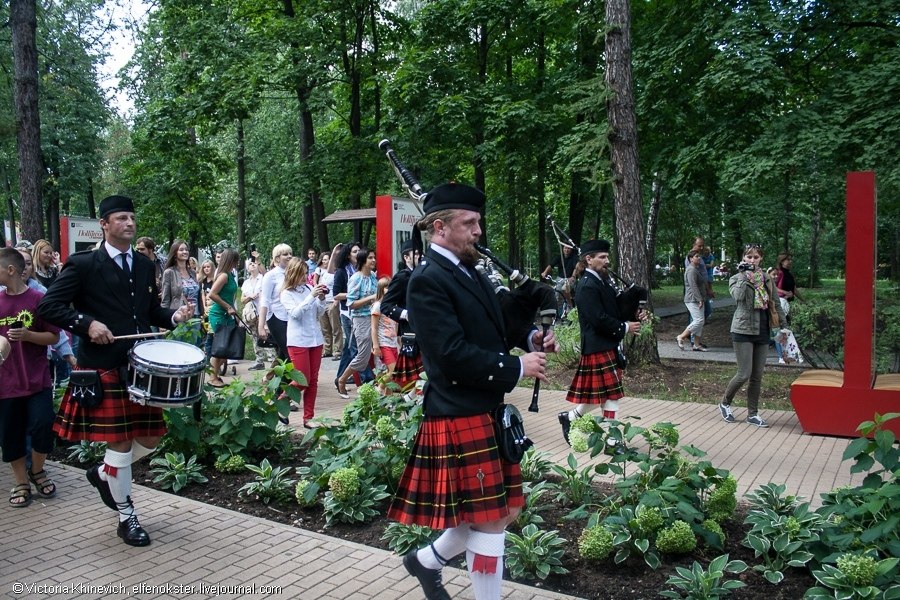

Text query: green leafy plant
(643, 422), (680, 451)
(294, 479), (318, 508)
(546, 314), (581, 369)
(744, 482), (801, 516)
(238, 458), (296, 505)
(578, 525), (614, 561)
(743, 503), (823, 584)
(322, 475), (390, 526)
(656, 520), (698, 555)
(569, 414), (601, 453)
(548, 453), (597, 507)
(381, 523), (438, 557)
(519, 447), (553, 482)
(706, 475), (738, 523)
(214, 454), (246, 473)
(659, 554), (748, 599)
(596, 505), (663, 569)
(515, 480), (552, 529)
(67, 440), (107, 464)
(148, 452), (208, 493)
(805, 553), (900, 599)
(505, 524), (569, 581)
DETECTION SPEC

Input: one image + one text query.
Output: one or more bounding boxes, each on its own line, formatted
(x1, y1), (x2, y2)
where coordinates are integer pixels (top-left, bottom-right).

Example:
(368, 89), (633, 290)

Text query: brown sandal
(9, 483), (32, 508)
(27, 468), (57, 498)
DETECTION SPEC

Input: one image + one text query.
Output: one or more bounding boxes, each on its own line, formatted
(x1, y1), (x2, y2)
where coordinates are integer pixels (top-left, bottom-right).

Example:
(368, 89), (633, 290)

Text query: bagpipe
(547, 216), (649, 320)
(379, 139), (557, 413)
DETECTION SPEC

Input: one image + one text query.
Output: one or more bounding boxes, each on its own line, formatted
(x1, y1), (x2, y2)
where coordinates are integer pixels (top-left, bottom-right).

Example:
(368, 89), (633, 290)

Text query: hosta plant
(744, 482), (801, 516)
(519, 447), (553, 482)
(149, 452), (208, 494)
(381, 522), (438, 557)
(238, 458), (296, 505)
(515, 480), (552, 529)
(505, 524), (569, 581)
(548, 453), (597, 508)
(743, 503), (823, 584)
(804, 553), (900, 599)
(660, 554), (748, 600)
(67, 440), (107, 464)
(323, 473), (390, 526)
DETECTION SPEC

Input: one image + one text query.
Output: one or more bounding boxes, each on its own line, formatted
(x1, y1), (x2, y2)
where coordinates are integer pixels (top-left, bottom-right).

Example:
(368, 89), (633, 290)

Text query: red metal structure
(790, 172), (900, 437)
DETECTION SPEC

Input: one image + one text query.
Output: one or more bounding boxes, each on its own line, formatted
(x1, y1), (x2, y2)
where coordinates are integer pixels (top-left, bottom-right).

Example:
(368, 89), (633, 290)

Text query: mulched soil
(48, 311), (813, 598)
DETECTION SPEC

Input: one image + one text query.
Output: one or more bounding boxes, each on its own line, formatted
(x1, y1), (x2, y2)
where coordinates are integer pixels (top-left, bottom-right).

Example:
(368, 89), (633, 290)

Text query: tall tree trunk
(3, 167), (16, 245)
(236, 119), (247, 252)
(86, 177), (96, 219)
(474, 22), (488, 244)
(646, 172), (663, 288)
(605, 0), (657, 365)
(11, 0), (44, 242)
(808, 196), (821, 288)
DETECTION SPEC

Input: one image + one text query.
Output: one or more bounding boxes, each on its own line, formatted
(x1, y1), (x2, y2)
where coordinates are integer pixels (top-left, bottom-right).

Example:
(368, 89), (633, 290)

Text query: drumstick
(113, 331), (169, 341)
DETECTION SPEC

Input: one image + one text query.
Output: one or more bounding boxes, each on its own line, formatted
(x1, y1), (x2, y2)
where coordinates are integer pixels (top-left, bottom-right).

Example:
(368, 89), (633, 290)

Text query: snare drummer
(39, 195), (194, 547)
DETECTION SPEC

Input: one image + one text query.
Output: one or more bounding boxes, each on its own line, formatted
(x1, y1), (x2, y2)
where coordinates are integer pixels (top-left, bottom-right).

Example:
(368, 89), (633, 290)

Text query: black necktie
(120, 252), (131, 278)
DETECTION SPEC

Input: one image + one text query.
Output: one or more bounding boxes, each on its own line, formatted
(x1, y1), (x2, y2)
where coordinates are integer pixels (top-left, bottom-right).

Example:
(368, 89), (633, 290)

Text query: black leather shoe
(403, 552), (450, 600)
(117, 514), (151, 547)
(604, 441), (627, 456)
(558, 411), (572, 446)
(86, 465), (117, 511)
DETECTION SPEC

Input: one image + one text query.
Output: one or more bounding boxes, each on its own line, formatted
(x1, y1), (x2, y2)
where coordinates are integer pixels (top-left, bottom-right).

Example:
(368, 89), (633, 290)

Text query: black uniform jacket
(380, 267), (413, 336)
(574, 269), (627, 355)
(407, 248), (530, 417)
(38, 248), (175, 370)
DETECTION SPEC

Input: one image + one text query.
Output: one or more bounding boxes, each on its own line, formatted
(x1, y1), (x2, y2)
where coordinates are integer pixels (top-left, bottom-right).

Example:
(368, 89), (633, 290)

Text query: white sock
(131, 441), (155, 463)
(466, 531), (506, 600)
(569, 404), (597, 421)
(101, 449), (135, 522)
(417, 524), (471, 570)
(601, 399), (619, 421)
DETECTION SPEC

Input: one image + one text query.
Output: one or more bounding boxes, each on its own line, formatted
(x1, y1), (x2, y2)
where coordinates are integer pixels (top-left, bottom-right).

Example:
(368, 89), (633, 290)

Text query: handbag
(69, 370), (103, 408)
(242, 300), (258, 326)
(211, 320), (247, 360)
(492, 403), (533, 464)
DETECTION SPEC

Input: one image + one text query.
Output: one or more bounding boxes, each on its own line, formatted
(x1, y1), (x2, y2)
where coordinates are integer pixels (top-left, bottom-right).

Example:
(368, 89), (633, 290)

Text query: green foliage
(812, 414), (900, 566)
(297, 385), (421, 499)
(504, 524), (569, 581)
(595, 505), (663, 570)
(214, 454), (246, 474)
(381, 523), (438, 557)
(633, 505), (666, 538)
(519, 447), (553, 483)
(238, 458), (295, 505)
(805, 553), (900, 599)
(656, 521), (698, 555)
(547, 316), (581, 370)
(706, 475), (738, 523)
(149, 452), (208, 494)
(744, 482), (801, 516)
(548, 453), (597, 507)
(322, 476), (390, 527)
(659, 554), (748, 600)
(790, 299), (845, 368)
(578, 525), (614, 562)
(67, 441), (107, 465)
(294, 480), (318, 508)
(328, 467), (361, 503)
(643, 422), (680, 451)
(515, 481), (552, 530)
(742, 503), (822, 584)
(703, 520), (726, 548)
(571, 414), (601, 452)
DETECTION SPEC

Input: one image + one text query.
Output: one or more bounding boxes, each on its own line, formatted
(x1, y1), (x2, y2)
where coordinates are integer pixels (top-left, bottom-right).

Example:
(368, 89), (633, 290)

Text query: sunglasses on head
(744, 243), (761, 250)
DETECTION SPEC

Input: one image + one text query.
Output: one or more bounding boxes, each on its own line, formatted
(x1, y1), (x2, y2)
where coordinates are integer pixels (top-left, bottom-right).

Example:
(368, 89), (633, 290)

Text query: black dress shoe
(604, 441), (627, 456)
(403, 552), (450, 600)
(558, 411), (572, 446)
(86, 465), (117, 511)
(117, 514), (151, 547)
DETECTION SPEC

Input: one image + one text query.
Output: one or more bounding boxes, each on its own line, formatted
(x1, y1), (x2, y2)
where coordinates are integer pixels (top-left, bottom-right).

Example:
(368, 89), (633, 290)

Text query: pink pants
(286, 345), (323, 421)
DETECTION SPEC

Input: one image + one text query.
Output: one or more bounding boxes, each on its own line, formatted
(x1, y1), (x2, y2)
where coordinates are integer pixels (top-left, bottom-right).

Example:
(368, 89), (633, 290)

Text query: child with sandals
(0, 247), (61, 508)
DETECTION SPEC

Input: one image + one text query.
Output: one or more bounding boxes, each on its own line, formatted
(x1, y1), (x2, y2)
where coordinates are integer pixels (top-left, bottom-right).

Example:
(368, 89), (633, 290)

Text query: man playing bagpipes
(388, 183), (557, 600)
(558, 239), (645, 454)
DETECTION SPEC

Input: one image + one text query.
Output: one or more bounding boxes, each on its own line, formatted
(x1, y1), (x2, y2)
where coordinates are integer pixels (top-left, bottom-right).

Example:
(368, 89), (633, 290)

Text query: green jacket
(728, 271), (787, 336)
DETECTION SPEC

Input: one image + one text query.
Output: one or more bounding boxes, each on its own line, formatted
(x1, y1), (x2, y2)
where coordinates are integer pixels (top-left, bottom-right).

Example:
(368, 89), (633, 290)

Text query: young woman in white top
(258, 243), (293, 364)
(241, 258), (272, 370)
(279, 258), (327, 427)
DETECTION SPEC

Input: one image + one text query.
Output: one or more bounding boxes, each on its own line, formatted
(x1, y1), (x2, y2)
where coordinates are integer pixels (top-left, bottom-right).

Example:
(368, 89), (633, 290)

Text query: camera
(738, 262), (755, 272)
(250, 243), (256, 252)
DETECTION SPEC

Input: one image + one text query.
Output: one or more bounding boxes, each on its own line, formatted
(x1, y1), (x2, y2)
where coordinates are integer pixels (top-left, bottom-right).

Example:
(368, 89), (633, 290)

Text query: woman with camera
(718, 244), (786, 428)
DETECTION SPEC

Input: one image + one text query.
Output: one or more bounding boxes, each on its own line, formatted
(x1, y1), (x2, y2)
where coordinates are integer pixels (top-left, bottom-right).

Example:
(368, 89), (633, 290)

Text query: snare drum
(127, 340), (206, 408)
(553, 277), (569, 293)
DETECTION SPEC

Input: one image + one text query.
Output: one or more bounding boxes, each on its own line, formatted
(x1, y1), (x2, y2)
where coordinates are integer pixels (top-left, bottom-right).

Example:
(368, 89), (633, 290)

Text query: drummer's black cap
(580, 239), (610, 257)
(400, 239), (415, 256)
(423, 183), (485, 215)
(99, 195), (135, 219)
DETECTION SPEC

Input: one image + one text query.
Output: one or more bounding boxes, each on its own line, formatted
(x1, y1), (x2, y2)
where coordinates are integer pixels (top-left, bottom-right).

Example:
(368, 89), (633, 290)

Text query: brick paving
(0, 354), (867, 600)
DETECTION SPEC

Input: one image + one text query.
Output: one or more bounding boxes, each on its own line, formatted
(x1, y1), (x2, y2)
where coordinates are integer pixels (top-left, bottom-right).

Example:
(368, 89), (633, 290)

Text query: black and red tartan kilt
(54, 368), (166, 443)
(565, 349), (624, 405)
(393, 353), (424, 389)
(388, 414), (524, 530)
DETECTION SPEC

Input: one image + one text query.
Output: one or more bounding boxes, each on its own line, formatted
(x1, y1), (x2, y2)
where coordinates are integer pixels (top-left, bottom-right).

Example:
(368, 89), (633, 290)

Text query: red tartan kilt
(565, 349), (624, 405)
(388, 414), (524, 530)
(54, 368), (166, 443)
(393, 353), (424, 388)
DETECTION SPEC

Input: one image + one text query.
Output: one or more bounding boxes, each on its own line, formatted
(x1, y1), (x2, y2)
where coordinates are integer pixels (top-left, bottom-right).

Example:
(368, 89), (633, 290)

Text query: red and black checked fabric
(393, 353), (424, 389)
(54, 369), (166, 442)
(388, 414), (524, 530)
(565, 348), (624, 405)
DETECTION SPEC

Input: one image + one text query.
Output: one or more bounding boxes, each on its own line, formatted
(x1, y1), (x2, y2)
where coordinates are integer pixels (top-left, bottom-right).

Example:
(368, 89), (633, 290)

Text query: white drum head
(132, 340), (205, 366)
